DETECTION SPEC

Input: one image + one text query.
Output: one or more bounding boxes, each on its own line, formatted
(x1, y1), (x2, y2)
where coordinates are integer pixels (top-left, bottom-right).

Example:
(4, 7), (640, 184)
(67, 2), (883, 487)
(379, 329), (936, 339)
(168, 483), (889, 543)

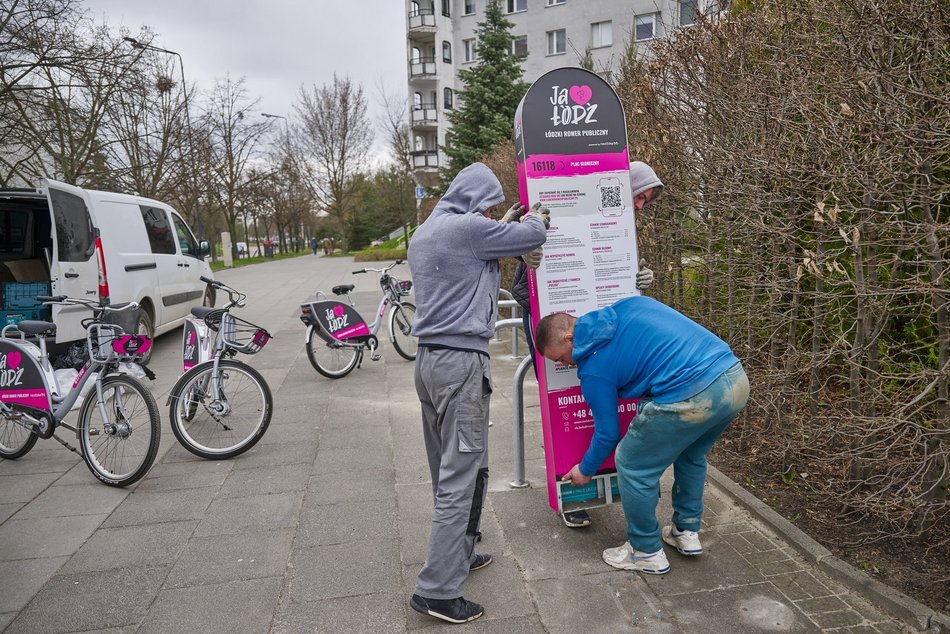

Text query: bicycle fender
(304, 324), (314, 344)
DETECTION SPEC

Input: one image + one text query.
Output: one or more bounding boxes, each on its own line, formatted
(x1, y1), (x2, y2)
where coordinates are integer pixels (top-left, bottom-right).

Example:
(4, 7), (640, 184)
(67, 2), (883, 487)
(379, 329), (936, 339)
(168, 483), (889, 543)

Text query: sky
(82, 0), (408, 160)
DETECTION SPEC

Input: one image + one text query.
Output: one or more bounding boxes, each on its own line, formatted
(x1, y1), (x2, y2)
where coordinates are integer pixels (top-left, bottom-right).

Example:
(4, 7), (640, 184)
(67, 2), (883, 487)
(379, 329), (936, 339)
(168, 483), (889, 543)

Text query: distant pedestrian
(310, 237), (318, 255)
(535, 296), (749, 575)
(407, 162), (549, 624)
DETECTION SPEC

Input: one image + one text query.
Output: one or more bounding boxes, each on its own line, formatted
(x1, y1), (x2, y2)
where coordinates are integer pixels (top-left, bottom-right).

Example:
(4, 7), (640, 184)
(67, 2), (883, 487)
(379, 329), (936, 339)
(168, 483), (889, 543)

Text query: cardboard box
(5, 259), (48, 282)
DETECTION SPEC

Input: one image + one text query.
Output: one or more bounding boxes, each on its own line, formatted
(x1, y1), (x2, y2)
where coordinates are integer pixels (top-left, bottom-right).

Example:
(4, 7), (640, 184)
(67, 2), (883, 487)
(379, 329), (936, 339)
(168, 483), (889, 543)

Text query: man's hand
(522, 202), (551, 229)
(561, 464), (592, 486)
(524, 246), (543, 269)
(636, 259), (654, 291)
(500, 203), (524, 223)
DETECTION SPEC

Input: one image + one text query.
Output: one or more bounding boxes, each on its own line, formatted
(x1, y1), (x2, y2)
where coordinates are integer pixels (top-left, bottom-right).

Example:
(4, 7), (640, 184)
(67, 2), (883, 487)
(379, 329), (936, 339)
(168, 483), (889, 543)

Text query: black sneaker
(562, 509), (592, 528)
(410, 594), (484, 624)
(469, 552), (492, 571)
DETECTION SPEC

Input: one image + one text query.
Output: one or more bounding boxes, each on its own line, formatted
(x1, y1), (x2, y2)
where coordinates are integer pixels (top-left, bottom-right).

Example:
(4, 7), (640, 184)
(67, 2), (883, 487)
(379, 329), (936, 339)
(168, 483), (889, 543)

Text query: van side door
(162, 211), (205, 322)
(42, 179), (98, 342)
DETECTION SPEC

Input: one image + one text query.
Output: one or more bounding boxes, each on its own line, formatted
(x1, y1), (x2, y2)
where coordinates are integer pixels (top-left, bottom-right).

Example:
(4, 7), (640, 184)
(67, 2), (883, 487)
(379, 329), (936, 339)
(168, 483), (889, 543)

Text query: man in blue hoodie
(407, 162), (548, 624)
(534, 297), (749, 575)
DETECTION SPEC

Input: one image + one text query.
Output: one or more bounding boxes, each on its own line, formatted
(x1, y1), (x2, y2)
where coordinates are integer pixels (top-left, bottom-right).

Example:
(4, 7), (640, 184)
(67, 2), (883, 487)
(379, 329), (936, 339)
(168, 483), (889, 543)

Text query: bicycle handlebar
(37, 295), (138, 311)
(353, 260), (404, 275)
(202, 276), (246, 309)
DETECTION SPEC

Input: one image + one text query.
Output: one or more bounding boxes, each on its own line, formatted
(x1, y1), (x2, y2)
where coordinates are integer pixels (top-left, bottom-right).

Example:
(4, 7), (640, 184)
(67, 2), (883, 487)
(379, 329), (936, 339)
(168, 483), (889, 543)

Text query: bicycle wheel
(0, 409), (38, 459)
(306, 328), (360, 378)
(78, 375), (160, 487)
(169, 359), (273, 459)
(389, 301), (417, 361)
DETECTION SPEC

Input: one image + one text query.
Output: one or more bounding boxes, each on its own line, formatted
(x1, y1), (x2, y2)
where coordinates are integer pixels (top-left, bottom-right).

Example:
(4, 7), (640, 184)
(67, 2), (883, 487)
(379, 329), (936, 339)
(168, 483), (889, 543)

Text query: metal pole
(510, 354), (534, 488)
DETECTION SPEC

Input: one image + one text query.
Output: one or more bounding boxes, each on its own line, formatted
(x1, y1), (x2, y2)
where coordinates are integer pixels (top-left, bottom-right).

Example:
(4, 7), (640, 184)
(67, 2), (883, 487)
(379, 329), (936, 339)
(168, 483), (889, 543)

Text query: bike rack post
(510, 354), (534, 488)
(494, 289), (516, 344)
(497, 300), (522, 358)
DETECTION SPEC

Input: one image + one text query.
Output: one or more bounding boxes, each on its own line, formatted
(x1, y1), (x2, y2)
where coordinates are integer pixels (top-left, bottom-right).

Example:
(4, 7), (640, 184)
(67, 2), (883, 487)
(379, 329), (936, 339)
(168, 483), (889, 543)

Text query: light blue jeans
(615, 362), (750, 553)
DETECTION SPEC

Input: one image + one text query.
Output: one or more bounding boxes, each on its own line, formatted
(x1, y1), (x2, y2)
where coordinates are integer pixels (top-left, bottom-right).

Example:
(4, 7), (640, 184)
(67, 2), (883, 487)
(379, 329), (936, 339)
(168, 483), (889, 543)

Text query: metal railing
(493, 294), (532, 488)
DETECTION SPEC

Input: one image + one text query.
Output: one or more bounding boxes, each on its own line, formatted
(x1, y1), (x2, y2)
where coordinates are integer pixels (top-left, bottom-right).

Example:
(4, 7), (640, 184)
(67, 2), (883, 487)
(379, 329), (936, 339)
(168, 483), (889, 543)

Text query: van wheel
(135, 309), (154, 364)
(203, 287), (216, 308)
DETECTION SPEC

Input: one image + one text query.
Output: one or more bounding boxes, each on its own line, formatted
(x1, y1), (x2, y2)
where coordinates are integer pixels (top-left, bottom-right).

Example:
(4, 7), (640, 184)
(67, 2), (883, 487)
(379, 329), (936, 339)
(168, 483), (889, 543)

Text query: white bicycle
(300, 260), (416, 379)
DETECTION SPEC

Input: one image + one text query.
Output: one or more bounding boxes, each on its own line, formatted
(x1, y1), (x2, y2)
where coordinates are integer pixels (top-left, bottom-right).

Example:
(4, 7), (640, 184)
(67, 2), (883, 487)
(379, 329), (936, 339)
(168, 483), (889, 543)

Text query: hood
(572, 306), (618, 363)
(630, 161), (664, 198)
(434, 162), (505, 216)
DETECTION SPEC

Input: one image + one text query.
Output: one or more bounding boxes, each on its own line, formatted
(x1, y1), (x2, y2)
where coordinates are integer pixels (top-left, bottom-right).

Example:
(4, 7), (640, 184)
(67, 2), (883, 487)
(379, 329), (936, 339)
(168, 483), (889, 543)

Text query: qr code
(600, 185), (622, 209)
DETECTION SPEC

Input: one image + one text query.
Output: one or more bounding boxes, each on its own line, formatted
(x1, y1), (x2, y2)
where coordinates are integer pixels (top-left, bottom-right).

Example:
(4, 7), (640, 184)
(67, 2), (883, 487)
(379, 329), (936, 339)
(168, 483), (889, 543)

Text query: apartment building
(405, 0), (728, 178)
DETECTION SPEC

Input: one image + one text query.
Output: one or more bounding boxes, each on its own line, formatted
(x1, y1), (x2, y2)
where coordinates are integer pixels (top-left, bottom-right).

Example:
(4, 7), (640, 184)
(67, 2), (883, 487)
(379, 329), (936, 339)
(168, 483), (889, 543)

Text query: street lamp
(123, 36), (203, 240)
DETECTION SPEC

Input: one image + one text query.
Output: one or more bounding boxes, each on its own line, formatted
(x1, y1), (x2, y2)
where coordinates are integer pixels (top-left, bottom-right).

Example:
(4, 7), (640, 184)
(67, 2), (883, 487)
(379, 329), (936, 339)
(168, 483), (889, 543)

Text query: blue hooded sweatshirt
(573, 296), (740, 476)
(408, 163), (547, 354)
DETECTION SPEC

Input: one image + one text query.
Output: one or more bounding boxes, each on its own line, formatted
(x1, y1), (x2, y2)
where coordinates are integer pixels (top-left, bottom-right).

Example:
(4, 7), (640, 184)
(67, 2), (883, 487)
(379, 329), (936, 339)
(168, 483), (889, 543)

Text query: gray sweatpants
(414, 347), (492, 600)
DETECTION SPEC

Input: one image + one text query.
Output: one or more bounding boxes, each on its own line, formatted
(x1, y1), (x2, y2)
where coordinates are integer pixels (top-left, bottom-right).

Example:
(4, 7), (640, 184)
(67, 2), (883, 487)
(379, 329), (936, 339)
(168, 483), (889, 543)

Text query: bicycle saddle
(16, 320), (56, 336)
(332, 284), (355, 295)
(191, 306), (218, 319)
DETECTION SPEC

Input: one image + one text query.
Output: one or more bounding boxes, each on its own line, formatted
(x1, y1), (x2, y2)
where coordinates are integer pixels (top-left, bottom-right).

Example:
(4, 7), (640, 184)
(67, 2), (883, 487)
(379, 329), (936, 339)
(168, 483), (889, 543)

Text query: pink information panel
(514, 67), (641, 512)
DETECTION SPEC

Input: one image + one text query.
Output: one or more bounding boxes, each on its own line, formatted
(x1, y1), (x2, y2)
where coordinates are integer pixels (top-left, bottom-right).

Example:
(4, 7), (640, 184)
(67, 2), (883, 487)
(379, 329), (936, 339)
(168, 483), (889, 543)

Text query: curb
(706, 465), (947, 632)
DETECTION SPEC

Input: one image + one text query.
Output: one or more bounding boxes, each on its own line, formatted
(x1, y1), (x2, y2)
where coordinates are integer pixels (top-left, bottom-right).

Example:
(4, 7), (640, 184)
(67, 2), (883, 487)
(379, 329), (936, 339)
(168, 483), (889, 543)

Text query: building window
(506, 0), (526, 12)
(442, 0), (450, 17)
(679, 0), (698, 25)
(444, 87), (454, 109)
(546, 29), (565, 55)
(464, 0), (475, 15)
(442, 40), (452, 62)
(591, 20), (612, 48)
(411, 46), (421, 62)
(463, 38), (477, 62)
(511, 35), (527, 56)
(546, 0), (565, 4)
(635, 14), (656, 41)
(413, 91), (423, 108)
(409, 1), (420, 16)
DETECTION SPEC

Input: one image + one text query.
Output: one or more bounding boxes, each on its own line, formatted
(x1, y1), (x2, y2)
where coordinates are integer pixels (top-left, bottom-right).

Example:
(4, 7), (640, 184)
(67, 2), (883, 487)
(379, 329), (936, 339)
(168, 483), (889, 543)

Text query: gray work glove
(636, 259), (654, 291)
(521, 202), (551, 229)
(524, 246), (543, 269)
(500, 203), (525, 223)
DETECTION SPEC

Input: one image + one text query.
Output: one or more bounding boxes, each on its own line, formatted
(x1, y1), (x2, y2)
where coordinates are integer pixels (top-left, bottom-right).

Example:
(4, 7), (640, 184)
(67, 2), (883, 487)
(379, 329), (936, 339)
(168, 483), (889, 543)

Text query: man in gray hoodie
(408, 162), (548, 624)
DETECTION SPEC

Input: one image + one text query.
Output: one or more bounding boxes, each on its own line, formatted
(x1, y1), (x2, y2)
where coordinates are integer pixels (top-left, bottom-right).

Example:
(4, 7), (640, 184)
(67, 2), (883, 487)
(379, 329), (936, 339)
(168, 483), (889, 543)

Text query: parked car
(0, 179), (213, 362)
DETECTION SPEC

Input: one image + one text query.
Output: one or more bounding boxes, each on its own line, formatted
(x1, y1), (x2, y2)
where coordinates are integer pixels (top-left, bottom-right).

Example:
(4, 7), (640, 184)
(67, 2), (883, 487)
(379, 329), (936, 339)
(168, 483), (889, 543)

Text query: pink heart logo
(332, 305), (345, 317)
(6, 351), (21, 369)
(569, 85), (592, 105)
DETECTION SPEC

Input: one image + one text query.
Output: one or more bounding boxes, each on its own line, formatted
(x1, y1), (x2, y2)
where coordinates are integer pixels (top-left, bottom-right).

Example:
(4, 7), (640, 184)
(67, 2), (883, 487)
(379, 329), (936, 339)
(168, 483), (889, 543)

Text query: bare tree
(0, 0), (141, 186)
(294, 74), (372, 253)
(100, 42), (192, 200)
(203, 75), (269, 258)
(376, 81), (415, 244)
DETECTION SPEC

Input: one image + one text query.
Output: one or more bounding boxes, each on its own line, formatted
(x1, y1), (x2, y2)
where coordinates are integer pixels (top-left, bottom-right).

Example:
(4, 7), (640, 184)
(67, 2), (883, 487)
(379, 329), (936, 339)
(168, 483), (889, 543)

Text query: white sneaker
(662, 525), (703, 555)
(602, 542), (670, 574)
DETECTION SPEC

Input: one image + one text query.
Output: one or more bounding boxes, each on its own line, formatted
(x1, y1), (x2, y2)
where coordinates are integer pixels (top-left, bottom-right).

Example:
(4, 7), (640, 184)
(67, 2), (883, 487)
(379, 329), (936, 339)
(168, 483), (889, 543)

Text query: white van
(0, 179), (214, 361)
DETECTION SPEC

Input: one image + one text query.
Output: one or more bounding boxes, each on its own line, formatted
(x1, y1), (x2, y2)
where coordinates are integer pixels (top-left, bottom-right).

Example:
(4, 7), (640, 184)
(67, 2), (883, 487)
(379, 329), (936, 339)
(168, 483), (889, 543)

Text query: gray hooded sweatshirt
(408, 162), (547, 354)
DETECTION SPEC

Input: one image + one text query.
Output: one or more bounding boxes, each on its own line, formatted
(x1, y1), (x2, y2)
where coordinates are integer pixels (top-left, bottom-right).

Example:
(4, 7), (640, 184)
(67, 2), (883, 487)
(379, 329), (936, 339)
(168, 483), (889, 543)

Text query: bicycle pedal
(371, 351), (381, 361)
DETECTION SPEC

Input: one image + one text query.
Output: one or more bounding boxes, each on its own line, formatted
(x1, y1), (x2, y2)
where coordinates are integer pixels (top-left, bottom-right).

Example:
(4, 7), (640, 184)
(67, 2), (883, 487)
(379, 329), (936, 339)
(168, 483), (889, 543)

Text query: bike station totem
(514, 67), (642, 514)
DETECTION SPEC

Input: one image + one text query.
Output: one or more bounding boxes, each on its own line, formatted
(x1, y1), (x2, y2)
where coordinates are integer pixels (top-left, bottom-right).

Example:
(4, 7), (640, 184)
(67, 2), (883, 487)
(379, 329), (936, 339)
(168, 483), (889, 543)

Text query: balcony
(411, 149), (439, 169)
(409, 56), (437, 79)
(408, 8), (436, 32)
(411, 103), (438, 126)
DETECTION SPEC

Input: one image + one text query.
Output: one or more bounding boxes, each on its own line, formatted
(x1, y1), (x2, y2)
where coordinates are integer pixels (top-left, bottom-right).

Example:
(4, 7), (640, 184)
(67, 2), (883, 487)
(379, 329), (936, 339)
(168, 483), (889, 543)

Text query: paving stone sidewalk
(0, 255), (934, 633)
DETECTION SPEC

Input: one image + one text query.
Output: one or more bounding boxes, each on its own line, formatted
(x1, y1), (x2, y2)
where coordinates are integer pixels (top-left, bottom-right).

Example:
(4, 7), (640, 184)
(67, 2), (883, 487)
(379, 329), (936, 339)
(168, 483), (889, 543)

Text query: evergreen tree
(440, 0), (528, 184)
